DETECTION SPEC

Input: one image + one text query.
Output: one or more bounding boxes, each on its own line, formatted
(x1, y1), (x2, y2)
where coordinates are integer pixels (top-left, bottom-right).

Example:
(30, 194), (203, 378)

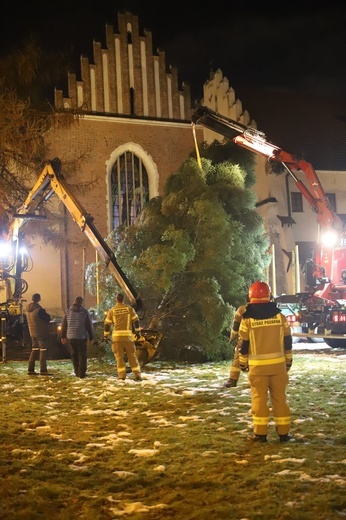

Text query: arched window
(111, 151), (149, 229)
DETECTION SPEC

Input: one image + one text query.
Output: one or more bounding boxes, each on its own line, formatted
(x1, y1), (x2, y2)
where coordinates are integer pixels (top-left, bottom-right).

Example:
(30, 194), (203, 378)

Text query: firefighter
(224, 303), (248, 388)
(238, 281), (293, 443)
(103, 293), (142, 381)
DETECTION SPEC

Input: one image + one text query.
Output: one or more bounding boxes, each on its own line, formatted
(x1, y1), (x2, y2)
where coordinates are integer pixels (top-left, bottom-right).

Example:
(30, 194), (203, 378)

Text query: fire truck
(192, 105), (346, 348)
(0, 158), (161, 364)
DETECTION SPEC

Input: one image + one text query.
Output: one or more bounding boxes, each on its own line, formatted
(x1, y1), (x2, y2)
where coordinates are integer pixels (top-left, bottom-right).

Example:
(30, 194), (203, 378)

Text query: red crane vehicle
(192, 105), (346, 348)
(0, 158), (161, 364)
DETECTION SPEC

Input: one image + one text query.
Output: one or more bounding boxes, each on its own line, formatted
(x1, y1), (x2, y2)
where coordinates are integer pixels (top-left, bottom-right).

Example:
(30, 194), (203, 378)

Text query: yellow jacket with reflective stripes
(239, 302), (292, 375)
(230, 304), (247, 342)
(104, 303), (140, 342)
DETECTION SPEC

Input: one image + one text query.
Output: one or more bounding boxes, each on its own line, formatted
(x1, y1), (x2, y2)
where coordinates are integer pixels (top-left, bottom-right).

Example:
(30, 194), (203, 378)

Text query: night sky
(2, 1), (346, 99)
(2, 0), (346, 165)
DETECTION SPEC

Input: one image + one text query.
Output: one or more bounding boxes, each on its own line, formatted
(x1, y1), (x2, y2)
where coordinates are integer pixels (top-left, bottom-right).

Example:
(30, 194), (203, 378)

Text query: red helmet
(248, 281), (271, 303)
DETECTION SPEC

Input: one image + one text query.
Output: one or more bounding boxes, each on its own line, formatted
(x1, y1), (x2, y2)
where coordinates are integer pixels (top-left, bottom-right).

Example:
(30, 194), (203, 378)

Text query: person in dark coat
(26, 293), (51, 375)
(60, 296), (94, 378)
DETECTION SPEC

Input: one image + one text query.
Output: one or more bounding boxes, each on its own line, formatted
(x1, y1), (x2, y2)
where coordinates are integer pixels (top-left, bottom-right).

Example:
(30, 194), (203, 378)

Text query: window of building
(111, 152), (149, 229)
(326, 193), (336, 213)
(291, 192), (303, 212)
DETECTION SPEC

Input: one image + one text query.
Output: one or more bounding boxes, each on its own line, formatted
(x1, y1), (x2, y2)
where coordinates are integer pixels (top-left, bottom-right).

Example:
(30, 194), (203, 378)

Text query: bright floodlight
(321, 230), (338, 247)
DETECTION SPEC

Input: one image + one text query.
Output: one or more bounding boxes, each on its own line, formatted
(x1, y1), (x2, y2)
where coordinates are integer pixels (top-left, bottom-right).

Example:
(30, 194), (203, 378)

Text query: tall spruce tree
(87, 141), (271, 361)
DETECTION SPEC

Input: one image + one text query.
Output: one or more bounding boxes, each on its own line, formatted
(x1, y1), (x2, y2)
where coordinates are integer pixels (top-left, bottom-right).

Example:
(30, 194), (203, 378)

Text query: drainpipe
(271, 244), (277, 297)
(285, 174), (292, 218)
(96, 250), (99, 307)
(82, 248), (86, 300)
(63, 206), (70, 309)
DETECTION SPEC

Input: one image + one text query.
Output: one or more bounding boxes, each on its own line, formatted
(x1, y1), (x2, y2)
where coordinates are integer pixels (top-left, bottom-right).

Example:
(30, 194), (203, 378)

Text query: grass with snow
(0, 352), (345, 519)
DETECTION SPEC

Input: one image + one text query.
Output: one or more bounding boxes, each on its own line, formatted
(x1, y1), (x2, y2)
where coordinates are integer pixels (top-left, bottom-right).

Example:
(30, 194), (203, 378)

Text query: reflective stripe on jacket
(104, 303), (139, 342)
(230, 304), (247, 342)
(239, 310), (292, 375)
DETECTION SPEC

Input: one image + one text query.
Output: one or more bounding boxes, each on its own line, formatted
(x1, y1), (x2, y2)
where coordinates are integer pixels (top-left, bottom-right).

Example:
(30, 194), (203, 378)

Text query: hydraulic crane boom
(192, 106), (343, 232)
(192, 105), (346, 348)
(10, 158), (142, 309)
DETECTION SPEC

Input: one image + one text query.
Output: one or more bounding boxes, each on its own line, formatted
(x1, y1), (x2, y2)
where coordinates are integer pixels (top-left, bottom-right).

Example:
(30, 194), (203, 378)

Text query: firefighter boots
(248, 434), (267, 443)
(279, 434), (294, 443)
(224, 378), (237, 388)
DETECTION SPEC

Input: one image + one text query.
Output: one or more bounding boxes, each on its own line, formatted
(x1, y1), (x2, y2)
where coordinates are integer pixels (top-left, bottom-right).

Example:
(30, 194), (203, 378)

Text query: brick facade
(28, 11), (203, 316)
(45, 115), (197, 312)
(26, 12), (282, 317)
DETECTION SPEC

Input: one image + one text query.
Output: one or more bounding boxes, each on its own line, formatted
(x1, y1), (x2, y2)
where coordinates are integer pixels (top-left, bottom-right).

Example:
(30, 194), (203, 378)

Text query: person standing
(26, 293), (51, 376)
(238, 281), (293, 443)
(103, 293), (142, 381)
(60, 296), (94, 379)
(224, 303), (248, 388)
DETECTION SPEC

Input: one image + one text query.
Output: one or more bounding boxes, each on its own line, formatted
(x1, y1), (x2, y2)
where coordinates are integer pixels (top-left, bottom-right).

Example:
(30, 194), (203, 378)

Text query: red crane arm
(191, 106), (341, 231)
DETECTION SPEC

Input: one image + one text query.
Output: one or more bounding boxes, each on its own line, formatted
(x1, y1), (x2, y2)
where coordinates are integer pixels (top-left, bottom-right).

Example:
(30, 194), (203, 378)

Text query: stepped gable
(202, 68), (256, 128)
(54, 11), (191, 121)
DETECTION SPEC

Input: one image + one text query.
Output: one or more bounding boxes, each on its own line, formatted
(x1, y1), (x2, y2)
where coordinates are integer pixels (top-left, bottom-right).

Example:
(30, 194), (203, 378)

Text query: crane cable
(191, 123), (202, 169)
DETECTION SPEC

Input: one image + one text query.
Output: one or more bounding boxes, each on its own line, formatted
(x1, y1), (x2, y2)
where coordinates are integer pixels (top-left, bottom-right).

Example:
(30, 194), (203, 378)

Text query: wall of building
(30, 11), (203, 316)
(44, 115), (197, 313)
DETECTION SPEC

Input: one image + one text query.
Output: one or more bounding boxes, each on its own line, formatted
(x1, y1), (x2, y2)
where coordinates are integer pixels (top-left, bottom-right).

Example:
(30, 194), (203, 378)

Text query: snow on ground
(2, 355), (346, 516)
